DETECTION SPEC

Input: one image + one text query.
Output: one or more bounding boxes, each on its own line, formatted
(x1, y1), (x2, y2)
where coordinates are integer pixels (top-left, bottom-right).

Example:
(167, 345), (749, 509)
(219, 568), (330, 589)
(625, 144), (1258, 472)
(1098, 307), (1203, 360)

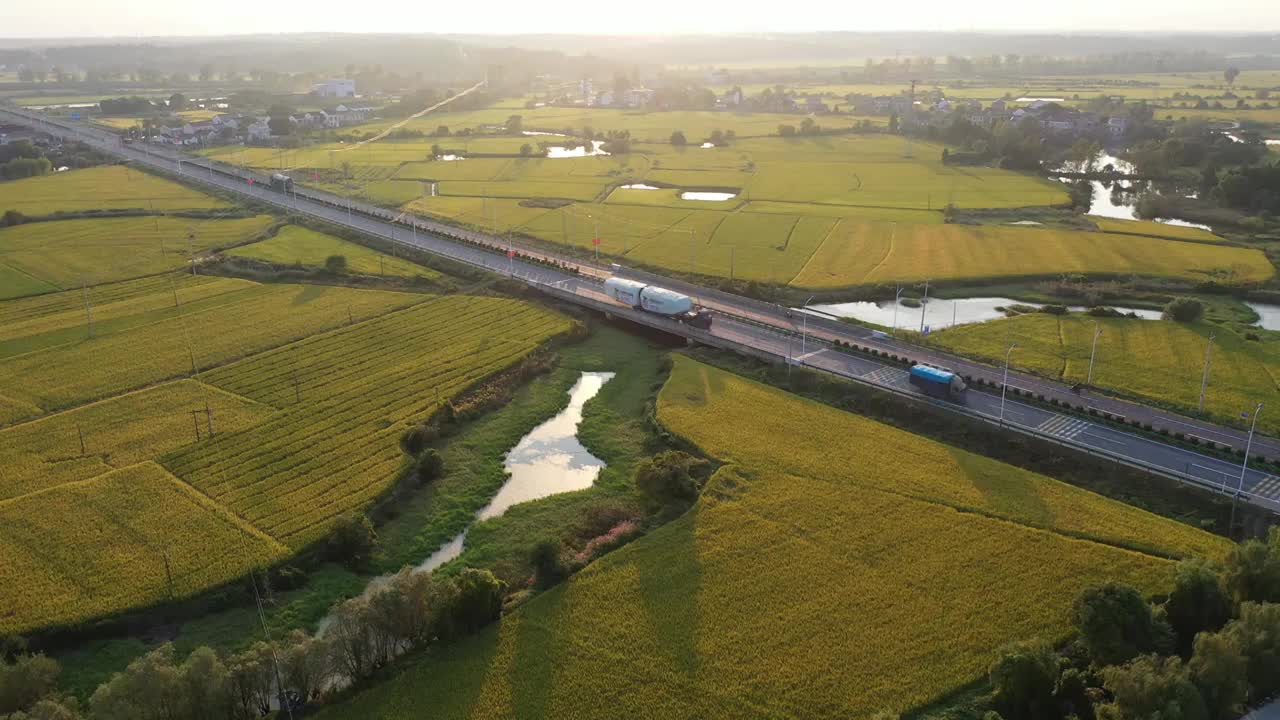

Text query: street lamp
(1086, 322), (1103, 385)
(891, 284), (904, 335)
(1230, 402), (1264, 536)
(801, 295), (815, 358)
(919, 278), (930, 333)
(999, 343), (1018, 427)
(1199, 333), (1216, 413)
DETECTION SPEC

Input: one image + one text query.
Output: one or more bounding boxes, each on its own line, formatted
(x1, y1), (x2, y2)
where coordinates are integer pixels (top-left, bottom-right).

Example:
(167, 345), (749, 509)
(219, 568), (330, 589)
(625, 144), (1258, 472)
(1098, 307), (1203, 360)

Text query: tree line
(987, 527), (1280, 720)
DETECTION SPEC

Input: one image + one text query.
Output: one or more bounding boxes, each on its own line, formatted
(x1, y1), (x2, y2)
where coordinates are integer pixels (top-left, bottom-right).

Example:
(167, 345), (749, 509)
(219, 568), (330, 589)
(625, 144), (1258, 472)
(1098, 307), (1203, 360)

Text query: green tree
(1166, 558), (1233, 651)
(1224, 67), (1240, 85)
(634, 450), (709, 508)
(0, 652), (60, 714)
(1163, 297), (1204, 323)
(1072, 582), (1172, 666)
(777, 124), (797, 137)
(325, 514), (377, 568)
(324, 254), (348, 274)
(888, 113), (899, 132)
(1097, 655), (1208, 720)
(519, 143), (533, 156)
(670, 130), (687, 146)
(1222, 527), (1280, 603)
(1189, 631), (1248, 720)
(1221, 602), (1280, 700)
(505, 115), (523, 134)
(415, 449), (444, 485)
(445, 568), (506, 636)
(531, 537), (569, 589)
(988, 640), (1059, 720)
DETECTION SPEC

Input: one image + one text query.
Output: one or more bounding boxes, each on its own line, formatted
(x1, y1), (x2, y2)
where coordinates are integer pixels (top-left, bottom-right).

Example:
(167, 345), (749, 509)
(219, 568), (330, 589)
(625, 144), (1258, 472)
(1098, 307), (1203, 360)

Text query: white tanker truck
(603, 277), (713, 330)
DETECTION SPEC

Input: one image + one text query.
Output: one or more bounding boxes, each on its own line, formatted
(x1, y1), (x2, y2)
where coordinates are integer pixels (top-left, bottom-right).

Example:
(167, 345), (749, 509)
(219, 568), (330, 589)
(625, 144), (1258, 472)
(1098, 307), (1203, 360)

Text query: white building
(313, 79), (356, 98)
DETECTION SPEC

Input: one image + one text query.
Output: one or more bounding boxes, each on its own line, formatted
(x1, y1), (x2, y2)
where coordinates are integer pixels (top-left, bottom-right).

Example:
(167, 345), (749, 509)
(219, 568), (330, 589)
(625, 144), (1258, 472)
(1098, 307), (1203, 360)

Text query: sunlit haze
(4, 0), (1278, 38)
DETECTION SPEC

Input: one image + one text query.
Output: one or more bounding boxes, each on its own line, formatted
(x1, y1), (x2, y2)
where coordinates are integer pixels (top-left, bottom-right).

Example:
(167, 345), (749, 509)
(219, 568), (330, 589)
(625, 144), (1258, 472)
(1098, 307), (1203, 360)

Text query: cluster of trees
(988, 528), (1280, 720)
(1213, 163), (1280, 215)
(1127, 122), (1270, 177)
(0, 567), (506, 720)
(777, 118), (822, 137)
(0, 141), (51, 181)
(96, 97), (156, 116)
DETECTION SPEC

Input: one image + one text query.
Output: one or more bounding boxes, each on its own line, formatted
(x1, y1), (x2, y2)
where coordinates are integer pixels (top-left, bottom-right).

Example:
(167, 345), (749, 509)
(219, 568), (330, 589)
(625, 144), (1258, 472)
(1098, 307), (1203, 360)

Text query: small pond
(681, 191), (736, 201)
(317, 371), (614, 636)
(438, 154), (465, 161)
(804, 297), (1161, 329)
(1056, 152), (1212, 229)
(418, 371), (614, 573)
(620, 183), (660, 190)
(546, 140), (609, 158)
(700, 142), (715, 149)
(522, 131), (568, 137)
(1246, 302), (1280, 331)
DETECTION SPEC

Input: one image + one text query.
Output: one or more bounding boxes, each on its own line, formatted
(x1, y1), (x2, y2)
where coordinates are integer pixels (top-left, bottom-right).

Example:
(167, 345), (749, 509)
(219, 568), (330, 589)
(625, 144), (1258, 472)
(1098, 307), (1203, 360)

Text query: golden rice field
(0, 461), (287, 635)
(788, 221), (1271, 287)
(224, 225), (441, 279)
(0, 379), (272, 500)
(317, 358), (1222, 720)
(166, 295), (572, 548)
(0, 214), (274, 294)
(0, 165), (228, 215)
(1091, 217), (1225, 243)
(0, 274), (252, 358)
(0, 280), (423, 416)
(927, 313), (1280, 435)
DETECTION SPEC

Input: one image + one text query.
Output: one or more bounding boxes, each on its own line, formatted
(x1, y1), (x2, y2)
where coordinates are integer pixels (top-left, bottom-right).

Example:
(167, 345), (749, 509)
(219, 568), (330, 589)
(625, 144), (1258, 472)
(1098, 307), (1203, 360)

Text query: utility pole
(903, 79), (917, 159)
(1087, 322), (1103, 385)
(1231, 402), (1264, 537)
(730, 246), (735, 282)
(191, 410), (202, 441)
(892, 284), (904, 336)
(1199, 333), (1216, 412)
(81, 278), (94, 338)
(919, 279), (929, 333)
(1000, 343), (1018, 427)
(187, 231), (197, 276)
(76, 423), (85, 456)
(801, 296), (815, 358)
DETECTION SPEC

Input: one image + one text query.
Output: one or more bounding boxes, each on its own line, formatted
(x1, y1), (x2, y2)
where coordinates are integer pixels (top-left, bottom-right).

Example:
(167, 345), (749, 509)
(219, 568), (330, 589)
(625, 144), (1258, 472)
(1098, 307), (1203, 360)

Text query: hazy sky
(4, 0), (1278, 38)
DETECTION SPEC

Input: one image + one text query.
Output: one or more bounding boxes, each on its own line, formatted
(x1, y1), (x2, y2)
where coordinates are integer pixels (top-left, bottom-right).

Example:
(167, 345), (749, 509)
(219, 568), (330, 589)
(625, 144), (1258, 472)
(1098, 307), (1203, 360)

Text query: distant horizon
(3, 0), (1278, 42)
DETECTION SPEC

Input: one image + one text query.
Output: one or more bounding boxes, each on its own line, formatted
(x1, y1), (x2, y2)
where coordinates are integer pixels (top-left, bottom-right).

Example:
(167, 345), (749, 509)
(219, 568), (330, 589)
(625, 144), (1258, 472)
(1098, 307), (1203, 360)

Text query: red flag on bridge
(247, 177), (253, 185)
(592, 237), (601, 246)
(507, 249), (515, 258)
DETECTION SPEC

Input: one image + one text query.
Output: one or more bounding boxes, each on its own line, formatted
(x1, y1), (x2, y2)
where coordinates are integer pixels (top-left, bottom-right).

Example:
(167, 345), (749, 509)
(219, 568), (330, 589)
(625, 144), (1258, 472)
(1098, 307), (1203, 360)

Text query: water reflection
(681, 191), (736, 201)
(805, 297), (1161, 329)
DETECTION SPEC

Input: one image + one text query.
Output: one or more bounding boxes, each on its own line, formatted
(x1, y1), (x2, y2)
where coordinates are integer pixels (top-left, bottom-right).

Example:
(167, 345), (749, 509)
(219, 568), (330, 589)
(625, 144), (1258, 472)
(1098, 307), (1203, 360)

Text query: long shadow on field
(509, 581), (572, 719)
(289, 284), (328, 306)
(949, 447), (1052, 527)
(635, 504), (704, 678)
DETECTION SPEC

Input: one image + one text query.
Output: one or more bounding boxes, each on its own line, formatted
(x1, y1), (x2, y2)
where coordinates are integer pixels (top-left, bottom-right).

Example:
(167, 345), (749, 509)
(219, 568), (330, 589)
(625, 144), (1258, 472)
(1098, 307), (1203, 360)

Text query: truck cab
(908, 364), (966, 402)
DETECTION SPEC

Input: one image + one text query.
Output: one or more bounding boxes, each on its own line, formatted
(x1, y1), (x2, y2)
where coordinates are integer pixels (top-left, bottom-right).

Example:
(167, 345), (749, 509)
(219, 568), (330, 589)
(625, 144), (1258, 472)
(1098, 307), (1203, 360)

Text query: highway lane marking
(1248, 476), (1280, 499)
(1037, 415), (1091, 440)
(1079, 431), (1128, 448)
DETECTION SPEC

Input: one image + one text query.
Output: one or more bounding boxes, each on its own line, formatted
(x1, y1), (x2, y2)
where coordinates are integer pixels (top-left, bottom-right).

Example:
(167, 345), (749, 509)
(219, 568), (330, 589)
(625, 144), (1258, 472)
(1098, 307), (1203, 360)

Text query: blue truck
(908, 365), (967, 402)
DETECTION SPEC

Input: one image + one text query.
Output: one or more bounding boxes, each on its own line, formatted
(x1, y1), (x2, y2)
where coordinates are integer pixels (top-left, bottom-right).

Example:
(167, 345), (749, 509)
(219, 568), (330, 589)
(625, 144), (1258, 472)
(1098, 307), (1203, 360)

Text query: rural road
(6, 105), (1278, 515)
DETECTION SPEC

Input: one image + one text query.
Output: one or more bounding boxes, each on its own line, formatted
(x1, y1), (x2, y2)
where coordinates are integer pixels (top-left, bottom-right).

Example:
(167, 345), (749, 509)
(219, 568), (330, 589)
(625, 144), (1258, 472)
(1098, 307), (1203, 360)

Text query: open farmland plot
(928, 314), (1280, 435)
(0, 165), (228, 215)
(165, 295), (572, 548)
(318, 358), (1223, 720)
(0, 274), (254, 360)
(1091, 217), (1226, 243)
(0, 281), (423, 415)
(225, 225), (440, 278)
(0, 379), (273, 500)
(0, 214), (275, 293)
(0, 461), (287, 635)
(790, 222), (1273, 288)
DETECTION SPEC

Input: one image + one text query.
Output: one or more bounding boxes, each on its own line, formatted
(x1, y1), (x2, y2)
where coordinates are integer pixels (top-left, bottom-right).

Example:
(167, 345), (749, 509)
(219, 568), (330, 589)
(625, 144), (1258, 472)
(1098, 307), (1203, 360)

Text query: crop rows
(164, 296), (571, 547)
(0, 379), (272, 501)
(0, 274), (251, 357)
(0, 165), (228, 216)
(0, 214), (275, 292)
(0, 461), (286, 635)
(658, 357), (1230, 559)
(0, 282), (423, 414)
